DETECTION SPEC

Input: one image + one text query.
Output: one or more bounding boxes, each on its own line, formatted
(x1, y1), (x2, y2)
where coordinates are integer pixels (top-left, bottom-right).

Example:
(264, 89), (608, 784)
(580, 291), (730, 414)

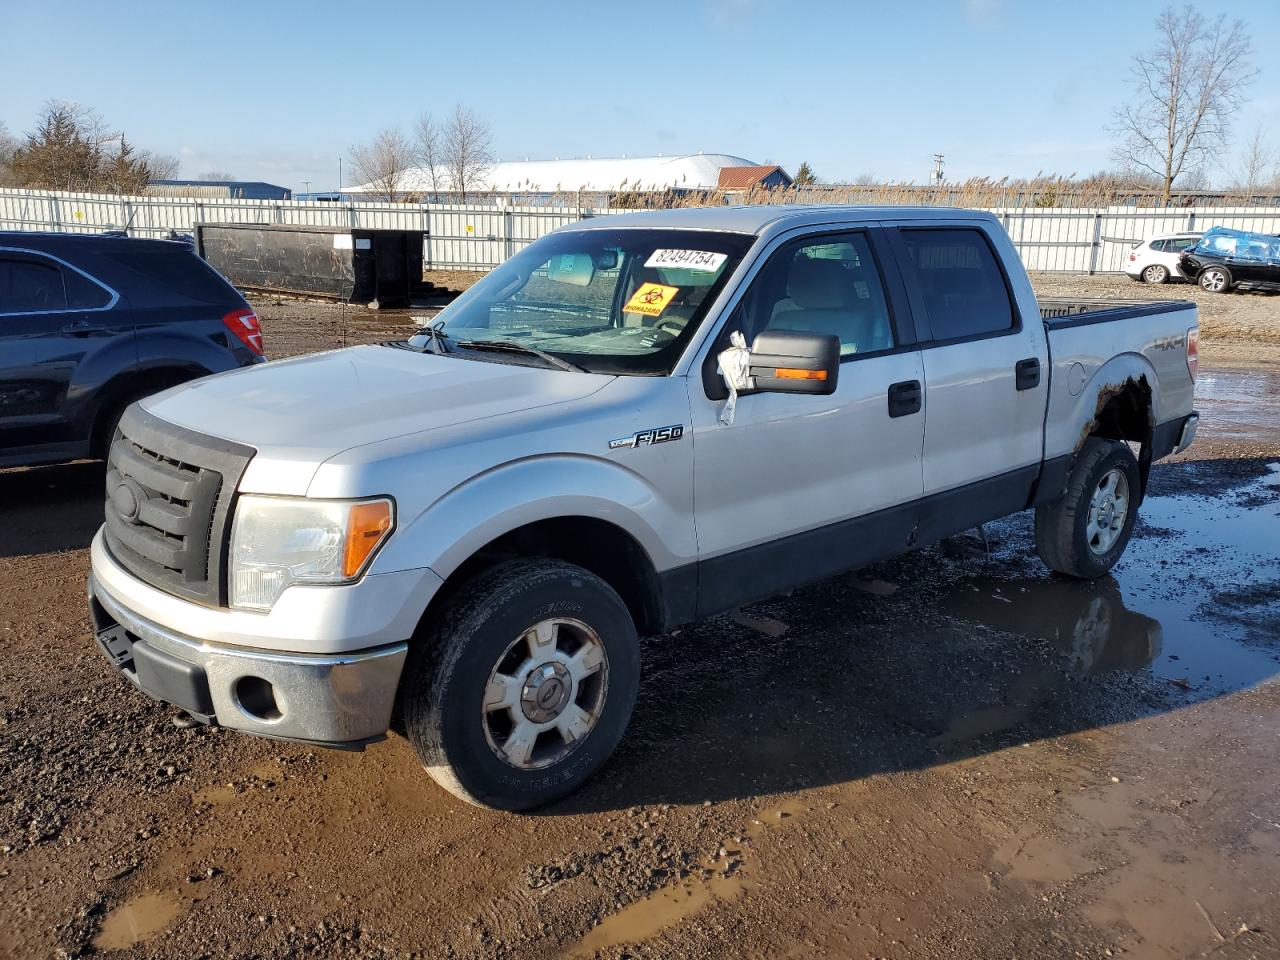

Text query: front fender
(371, 454), (693, 580)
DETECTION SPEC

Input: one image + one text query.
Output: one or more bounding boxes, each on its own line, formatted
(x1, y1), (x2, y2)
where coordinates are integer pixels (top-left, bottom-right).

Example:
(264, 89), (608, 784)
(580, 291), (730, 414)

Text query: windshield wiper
(455, 339), (587, 373)
(417, 323), (455, 355)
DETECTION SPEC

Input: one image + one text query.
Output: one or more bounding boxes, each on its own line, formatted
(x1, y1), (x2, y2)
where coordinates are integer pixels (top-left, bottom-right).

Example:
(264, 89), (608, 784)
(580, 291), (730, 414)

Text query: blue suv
(0, 231), (265, 468)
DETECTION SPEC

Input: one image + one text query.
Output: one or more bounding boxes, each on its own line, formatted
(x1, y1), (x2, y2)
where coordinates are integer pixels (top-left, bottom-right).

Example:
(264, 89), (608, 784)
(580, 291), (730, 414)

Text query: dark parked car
(0, 231), (264, 468)
(1178, 226), (1280, 294)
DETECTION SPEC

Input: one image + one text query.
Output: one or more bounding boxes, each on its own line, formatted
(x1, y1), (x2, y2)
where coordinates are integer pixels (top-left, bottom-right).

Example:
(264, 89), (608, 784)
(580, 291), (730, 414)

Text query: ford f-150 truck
(89, 206), (1199, 810)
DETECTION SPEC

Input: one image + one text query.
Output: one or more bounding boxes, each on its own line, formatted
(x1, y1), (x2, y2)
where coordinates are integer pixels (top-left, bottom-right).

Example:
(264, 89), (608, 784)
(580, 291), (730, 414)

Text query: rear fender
(135, 326), (250, 374)
(1047, 352), (1160, 464)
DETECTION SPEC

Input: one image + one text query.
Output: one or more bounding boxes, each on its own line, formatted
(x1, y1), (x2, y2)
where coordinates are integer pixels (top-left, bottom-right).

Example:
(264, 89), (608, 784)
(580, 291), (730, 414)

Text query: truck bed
(1038, 297), (1196, 327)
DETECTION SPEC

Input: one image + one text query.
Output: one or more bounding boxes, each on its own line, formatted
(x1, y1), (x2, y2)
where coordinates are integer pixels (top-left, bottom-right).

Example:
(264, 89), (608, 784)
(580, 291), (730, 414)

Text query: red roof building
(716, 164), (793, 191)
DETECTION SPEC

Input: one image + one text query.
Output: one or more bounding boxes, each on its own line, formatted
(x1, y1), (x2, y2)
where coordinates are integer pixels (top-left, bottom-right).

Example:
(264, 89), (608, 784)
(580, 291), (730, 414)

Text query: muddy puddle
(946, 463), (1280, 702)
(92, 890), (189, 951)
(569, 799), (807, 956)
(1194, 369), (1280, 441)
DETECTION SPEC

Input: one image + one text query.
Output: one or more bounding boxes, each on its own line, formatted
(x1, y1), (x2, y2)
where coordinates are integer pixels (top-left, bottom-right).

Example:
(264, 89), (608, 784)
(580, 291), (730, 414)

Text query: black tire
(1034, 437), (1141, 579)
(1141, 264), (1169, 284)
(91, 398), (132, 461)
(1198, 265), (1232, 293)
(403, 559), (639, 811)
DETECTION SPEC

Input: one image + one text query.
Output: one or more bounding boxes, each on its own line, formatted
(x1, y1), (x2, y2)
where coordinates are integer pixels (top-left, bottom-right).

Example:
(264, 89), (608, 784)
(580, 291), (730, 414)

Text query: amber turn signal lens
(773, 368), (828, 380)
(343, 500), (394, 577)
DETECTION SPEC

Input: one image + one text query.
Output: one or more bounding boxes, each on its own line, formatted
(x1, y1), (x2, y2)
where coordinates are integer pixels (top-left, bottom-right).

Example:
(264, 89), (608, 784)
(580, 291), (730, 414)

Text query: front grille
(103, 404), (254, 607)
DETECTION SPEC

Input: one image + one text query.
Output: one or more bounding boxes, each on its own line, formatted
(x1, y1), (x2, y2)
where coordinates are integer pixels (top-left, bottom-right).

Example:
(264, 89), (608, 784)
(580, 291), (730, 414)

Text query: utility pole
(931, 154), (945, 186)
(303, 179), (311, 199)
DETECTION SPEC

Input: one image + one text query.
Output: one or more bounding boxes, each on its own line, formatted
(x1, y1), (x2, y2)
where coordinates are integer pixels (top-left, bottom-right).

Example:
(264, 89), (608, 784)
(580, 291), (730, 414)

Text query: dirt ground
(2, 274), (1279, 959)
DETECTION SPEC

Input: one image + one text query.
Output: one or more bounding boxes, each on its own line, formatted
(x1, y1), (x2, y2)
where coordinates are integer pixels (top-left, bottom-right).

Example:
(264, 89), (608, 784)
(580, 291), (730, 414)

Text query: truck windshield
(411, 228), (755, 375)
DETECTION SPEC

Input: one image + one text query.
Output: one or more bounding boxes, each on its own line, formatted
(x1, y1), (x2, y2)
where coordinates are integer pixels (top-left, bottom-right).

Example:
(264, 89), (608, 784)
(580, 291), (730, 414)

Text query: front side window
(0, 257), (67, 313)
(414, 228), (754, 375)
(899, 228), (1015, 341)
(741, 233), (894, 357)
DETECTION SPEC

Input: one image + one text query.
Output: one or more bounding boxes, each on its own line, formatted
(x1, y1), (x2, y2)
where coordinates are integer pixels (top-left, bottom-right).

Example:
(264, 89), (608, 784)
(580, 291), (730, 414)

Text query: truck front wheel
(1034, 437), (1141, 579)
(403, 559), (640, 810)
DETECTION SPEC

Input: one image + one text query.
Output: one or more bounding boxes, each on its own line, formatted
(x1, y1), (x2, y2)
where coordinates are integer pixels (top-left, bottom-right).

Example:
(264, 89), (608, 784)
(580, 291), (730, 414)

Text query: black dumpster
(194, 223), (428, 308)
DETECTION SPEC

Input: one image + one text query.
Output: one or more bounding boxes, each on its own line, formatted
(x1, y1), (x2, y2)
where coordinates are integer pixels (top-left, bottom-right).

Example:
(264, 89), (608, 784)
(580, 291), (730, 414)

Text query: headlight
(229, 496), (394, 612)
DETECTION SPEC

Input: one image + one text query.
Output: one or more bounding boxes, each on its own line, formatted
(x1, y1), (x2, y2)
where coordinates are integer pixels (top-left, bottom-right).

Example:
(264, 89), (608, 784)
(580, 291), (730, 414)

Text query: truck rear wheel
(402, 559), (639, 810)
(1034, 437), (1141, 579)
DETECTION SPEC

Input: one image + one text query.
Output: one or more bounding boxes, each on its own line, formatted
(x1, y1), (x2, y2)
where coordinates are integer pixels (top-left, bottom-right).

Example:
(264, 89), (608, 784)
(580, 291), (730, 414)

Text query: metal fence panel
(5, 187), (1280, 275)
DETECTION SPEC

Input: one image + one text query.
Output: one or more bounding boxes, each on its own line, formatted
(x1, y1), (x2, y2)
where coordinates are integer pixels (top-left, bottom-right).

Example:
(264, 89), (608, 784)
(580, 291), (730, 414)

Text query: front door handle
(1015, 357), (1041, 391)
(887, 379), (922, 418)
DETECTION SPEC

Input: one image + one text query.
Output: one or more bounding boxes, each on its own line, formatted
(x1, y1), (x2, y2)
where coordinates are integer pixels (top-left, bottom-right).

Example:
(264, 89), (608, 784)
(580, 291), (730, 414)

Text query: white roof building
(345, 153), (756, 195)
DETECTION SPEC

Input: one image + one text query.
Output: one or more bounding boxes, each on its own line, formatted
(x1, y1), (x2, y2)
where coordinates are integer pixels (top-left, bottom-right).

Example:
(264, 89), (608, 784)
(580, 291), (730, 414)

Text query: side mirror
(748, 330), (840, 395)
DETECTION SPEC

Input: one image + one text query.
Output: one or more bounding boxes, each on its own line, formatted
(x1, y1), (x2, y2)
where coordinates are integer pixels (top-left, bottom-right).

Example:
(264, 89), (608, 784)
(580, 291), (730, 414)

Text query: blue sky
(2, 0), (1278, 191)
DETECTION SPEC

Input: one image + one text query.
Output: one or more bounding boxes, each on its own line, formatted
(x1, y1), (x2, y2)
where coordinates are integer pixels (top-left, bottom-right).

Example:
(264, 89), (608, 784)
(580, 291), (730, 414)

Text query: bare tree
(200, 171), (237, 181)
(1228, 125), (1275, 197)
(413, 112), (445, 202)
(0, 121), (17, 186)
(443, 105), (494, 201)
(349, 127), (413, 201)
(147, 153), (181, 180)
(1113, 6), (1255, 203)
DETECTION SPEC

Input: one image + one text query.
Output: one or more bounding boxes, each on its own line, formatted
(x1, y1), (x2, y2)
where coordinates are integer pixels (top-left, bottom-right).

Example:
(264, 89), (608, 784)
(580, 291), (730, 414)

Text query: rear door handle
(61, 320), (108, 336)
(887, 379), (922, 418)
(1015, 357), (1041, 391)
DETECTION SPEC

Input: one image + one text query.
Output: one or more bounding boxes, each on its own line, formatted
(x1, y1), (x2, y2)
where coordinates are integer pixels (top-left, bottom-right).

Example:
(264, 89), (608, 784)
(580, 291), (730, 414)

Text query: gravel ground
(1, 275), (1278, 959)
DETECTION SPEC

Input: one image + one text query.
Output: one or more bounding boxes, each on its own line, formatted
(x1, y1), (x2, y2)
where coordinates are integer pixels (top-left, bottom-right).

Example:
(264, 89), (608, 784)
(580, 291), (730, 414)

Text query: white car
(1124, 232), (1202, 284)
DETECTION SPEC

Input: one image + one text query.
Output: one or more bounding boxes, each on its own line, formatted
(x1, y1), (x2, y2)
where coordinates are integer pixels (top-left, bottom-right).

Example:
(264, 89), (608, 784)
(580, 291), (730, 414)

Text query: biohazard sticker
(624, 282), (679, 317)
(644, 249), (728, 272)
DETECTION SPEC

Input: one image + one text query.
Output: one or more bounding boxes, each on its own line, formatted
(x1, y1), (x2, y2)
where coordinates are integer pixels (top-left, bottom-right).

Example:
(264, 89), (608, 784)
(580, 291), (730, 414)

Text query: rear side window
(64, 268), (113, 308)
(1150, 240), (1169, 252)
(899, 229), (1015, 341)
(89, 244), (241, 308)
(1169, 238), (1198, 252)
(0, 257), (67, 312)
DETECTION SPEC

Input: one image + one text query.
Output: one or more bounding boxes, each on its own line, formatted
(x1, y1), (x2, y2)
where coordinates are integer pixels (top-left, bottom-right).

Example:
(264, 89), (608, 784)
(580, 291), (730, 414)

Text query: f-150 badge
(609, 424), (685, 450)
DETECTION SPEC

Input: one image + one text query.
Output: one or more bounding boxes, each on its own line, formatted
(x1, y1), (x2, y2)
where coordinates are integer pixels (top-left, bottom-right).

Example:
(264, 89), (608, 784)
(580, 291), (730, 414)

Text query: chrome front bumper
(89, 575), (407, 746)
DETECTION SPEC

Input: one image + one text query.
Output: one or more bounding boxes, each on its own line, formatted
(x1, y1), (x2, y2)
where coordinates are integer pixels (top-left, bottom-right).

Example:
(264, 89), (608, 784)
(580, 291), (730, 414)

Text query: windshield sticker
(625, 282), (679, 317)
(644, 249), (728, 272)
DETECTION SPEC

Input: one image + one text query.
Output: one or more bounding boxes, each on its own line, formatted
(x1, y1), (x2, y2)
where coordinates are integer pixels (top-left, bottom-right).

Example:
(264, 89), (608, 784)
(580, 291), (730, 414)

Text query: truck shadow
(551, 456), (1280, 814)
(0, 462), (104, 558)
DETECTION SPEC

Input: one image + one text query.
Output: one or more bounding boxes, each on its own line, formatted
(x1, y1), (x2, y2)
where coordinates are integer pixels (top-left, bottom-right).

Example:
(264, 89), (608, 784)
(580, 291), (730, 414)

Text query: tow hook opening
(234, 676), (283, 722)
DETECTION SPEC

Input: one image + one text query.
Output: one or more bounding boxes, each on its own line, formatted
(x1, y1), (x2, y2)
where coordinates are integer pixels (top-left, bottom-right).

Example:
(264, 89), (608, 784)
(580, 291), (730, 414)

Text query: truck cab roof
(569, 204), (1000, 237)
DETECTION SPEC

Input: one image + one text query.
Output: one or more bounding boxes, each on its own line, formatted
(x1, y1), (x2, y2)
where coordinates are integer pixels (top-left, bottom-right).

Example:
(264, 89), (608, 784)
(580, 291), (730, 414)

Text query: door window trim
(0, 246), (120, 317)
(883, 225), (1024, 349)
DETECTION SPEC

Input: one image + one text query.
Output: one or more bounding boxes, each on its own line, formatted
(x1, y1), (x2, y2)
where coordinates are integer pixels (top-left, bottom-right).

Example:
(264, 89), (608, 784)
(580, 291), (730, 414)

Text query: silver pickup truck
(89, 206), (1199, 809)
